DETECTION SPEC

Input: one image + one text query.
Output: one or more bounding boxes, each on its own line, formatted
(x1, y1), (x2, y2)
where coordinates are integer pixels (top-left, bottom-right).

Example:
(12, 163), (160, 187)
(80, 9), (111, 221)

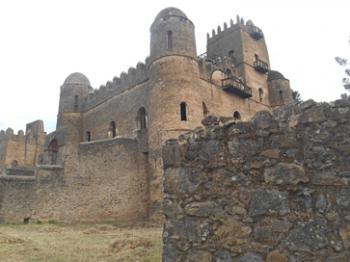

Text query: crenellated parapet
(0, 128), (26, 142)
(207, 15), (263, 43)
(81, 57), (150, 110)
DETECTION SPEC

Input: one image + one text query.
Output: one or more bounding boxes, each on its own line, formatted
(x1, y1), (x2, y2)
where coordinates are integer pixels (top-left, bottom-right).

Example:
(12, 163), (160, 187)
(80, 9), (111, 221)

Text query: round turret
(268, 70), (293, 106)
(268, 70), (286, 81)
(150, 7), (197, 63)
(63, 72), (91, 86)
(57, 72), (91, 128)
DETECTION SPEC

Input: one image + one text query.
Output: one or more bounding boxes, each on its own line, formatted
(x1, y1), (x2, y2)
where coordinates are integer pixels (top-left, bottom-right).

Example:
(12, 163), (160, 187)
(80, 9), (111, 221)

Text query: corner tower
(150, 7), (197, 62)
(207, 18), (271, 104)
(148, 7), (202, 210)
(57, 72), (91, 128)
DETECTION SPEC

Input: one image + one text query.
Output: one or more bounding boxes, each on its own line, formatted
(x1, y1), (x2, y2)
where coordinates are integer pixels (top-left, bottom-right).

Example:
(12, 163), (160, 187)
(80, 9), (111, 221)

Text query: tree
(334, 36), (350, 93)
(292, 90), (302, 104)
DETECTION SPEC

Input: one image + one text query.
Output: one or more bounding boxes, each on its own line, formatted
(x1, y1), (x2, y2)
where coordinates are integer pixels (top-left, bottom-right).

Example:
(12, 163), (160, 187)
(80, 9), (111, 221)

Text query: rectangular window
(167, 31), (173, 49)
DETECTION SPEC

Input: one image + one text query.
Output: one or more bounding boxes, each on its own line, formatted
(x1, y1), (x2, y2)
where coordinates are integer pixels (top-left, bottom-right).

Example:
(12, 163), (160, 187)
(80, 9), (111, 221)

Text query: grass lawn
(0, 222), (162, 262)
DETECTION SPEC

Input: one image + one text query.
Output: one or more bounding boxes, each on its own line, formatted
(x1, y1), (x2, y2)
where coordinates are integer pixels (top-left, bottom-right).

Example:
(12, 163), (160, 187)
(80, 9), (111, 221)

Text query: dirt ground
(0, 222), (162, 262)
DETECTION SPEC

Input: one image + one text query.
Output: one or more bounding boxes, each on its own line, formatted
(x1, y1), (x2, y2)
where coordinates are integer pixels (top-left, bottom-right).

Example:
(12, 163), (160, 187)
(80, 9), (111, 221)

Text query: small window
(254, 54), (259, 61)
(48, 138), (58, 165)
(86, 131), (91, 142)
(74, 95), (79, 112)
(180, 102), (188, 121)
(137, 107), (148, 130)
(279, 90), (284, 103)
(258, 88), (264, 102)
(228, 50), (234, 57)
(202, 102), (209, 116)
(109, 121), (116, 138)
(167, 30), (173, 49)
(233, 111), (241, 120)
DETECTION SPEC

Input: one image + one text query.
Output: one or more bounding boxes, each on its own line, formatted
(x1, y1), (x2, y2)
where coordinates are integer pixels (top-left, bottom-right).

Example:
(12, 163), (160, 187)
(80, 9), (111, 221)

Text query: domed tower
(57, 72), (91, 128)
(267, 70), (293, 107)
(150, 7), (197, 62)
(148, 7), (202, 208)
(54, 73), (91, 177)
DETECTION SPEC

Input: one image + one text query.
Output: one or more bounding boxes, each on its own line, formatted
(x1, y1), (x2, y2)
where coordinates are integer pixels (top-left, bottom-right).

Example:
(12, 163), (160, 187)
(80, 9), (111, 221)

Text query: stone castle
(0, 7), (293, 223)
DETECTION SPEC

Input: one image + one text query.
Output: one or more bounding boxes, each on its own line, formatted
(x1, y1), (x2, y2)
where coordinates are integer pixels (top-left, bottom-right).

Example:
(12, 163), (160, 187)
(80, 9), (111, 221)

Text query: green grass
(0, 222), (162, 262)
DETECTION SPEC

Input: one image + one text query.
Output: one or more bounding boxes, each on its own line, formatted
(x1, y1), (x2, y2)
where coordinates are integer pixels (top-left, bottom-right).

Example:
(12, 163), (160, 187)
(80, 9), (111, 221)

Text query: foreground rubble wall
(162, 99), (350, 261)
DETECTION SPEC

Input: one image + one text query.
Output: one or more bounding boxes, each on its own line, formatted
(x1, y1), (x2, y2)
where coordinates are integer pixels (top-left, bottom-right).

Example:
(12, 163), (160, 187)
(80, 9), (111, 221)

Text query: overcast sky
(0, 0), (349, 133)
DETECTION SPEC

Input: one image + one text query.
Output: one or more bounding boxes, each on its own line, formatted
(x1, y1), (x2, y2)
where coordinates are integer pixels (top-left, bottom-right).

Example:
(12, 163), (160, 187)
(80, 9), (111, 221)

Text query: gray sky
(0, 0), (349, 133)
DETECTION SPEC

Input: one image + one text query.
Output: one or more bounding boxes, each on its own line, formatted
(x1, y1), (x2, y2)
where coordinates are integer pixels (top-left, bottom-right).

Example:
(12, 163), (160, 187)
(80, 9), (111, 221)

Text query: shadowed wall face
(162, 98), (350, 261)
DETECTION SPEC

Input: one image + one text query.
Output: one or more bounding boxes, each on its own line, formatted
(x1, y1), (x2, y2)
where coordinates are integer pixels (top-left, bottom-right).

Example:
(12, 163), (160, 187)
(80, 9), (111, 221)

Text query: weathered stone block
(239, 252), (264, 262)
(162, 140), (183, 168)
(184, 201), (220, 217)
(312, 172), (347, 186)
(285, 218), (330, 252)
(164, 168), (207, 195)
(252, 111), (276, 129)
(336, 189), (350, 209)
(215, 250), (233, 262)
(249, 189), (289, 217)
(264, 163), (308, 185)
(187, 249), (212, 262)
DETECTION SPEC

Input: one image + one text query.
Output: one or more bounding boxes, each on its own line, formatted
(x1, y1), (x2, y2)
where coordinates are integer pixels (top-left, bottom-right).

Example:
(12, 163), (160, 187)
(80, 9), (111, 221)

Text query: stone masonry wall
(162, 98), (350, 261)
(0, 137), (148, 223)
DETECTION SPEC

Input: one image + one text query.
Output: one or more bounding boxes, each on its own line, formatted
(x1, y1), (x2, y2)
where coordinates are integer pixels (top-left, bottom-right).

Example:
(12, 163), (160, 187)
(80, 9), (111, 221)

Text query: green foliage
(292, 90), (303, 104)
(334, 36), (350, 92)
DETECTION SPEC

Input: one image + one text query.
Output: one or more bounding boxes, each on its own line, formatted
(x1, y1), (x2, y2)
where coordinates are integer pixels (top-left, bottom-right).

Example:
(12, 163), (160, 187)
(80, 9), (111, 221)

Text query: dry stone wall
(162, 98), (350, 261)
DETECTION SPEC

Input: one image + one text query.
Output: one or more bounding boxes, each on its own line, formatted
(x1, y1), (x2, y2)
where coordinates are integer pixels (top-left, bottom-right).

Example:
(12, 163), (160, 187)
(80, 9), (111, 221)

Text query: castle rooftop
(154, 7), (187, 21)
(64, 72), (90, 86)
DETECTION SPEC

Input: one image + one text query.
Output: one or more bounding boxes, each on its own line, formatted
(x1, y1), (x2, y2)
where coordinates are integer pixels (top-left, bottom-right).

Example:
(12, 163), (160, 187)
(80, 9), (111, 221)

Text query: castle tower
(57, 72), (91, 128)
(55, 73), (91, 176)
(148, 7), (203, 209)
(207, 18), (271, 104)
(268, 70), (293, 106)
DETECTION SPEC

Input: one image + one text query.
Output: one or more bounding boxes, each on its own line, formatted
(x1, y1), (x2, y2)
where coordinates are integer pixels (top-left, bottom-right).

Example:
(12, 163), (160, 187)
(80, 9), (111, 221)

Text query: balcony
(221, 77), (252, 99)
(254, 59), (269, 74)
(249, 26), (264, 40)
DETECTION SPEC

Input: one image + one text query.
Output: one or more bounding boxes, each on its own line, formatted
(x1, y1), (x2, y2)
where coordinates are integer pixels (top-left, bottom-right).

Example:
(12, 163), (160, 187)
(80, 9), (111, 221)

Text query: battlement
(81, 57), (150, 111)
(207, 15), (263, 42)
(0, 128), (25, 142)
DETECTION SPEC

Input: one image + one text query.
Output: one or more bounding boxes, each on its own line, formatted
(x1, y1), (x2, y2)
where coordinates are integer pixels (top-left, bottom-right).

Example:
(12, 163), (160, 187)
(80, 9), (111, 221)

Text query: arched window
(202, 102), (209, 116)
(109, 121), (117, 138)
(258, 88), (264, 102)
(48, 139), (58, 165)
(137, 107), (148, 130)
(180, 102), (188, 121)
(233, 111), (241, 120)
(167, 30), (173, 49)
(86, 131), (91, 142)
(74, 95), (79, 112)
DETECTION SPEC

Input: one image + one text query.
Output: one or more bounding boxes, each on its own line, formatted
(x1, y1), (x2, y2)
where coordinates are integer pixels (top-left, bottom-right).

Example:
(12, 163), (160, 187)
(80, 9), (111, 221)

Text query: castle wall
(162, 98), (350, 261)
(0, 136), (8, 168)
(6, 138), (26, 165)
(82, 82), (149, 141)
(0, 176), (36, 222)
(0, 138), (148, 223)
